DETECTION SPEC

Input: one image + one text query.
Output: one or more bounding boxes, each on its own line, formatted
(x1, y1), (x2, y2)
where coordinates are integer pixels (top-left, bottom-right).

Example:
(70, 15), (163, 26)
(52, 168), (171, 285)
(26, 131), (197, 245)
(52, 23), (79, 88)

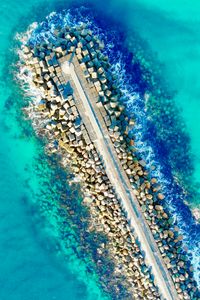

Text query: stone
(63, 102), (70, 110)
(37, 103), (46, 110)
(94, 82), (102, 93)
(77, 53), (83, 61)
(146, 194), (153, 200)
(100, 77), (107, 84)
(177, 235), (183, 241)
(68, 133), (75, 141)
(80, 29), (88, 36)
(139, 160), (146, 167)
(155, 205), (163, 211)
(105, 90), (112, 97)
(83, 197), (93, 204)
(163, 256), (171, 265)
(157, 193), (165, 200)
(97, 67), (104, 74)
(44, 74), (50, 81)
(82, 49), (89, 56)
(76, 47), (82, 54)
(59, 140), (74, 153)
(50, 103), (58, 111)
(162, 212), (168, 219)
(23, 46), (30, 54)
(110, 101), (117, 109)
(168, 230), (174, 239)
(129, 119), (135, 126)
(80, 62), (87, 70)
(55, 46), (63, 53)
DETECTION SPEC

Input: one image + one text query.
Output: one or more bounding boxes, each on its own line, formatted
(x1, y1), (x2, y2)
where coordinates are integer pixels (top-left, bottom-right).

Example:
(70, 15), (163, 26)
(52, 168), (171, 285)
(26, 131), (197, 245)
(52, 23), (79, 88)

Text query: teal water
(0, 0), (200, 299)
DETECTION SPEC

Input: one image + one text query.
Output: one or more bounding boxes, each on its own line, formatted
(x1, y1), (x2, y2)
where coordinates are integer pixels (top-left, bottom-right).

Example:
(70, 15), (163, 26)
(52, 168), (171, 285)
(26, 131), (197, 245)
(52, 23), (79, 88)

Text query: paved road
(61, 59), (178, 300)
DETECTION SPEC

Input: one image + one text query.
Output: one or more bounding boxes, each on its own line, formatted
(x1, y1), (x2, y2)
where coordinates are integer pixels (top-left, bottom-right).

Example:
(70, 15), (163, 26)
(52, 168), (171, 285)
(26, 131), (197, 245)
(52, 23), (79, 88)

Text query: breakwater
(17, 12), (199, 300)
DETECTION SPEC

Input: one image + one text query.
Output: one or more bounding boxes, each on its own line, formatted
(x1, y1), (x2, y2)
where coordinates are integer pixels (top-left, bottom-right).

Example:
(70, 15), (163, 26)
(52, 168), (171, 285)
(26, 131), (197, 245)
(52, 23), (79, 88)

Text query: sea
(0, 1), (200, 299)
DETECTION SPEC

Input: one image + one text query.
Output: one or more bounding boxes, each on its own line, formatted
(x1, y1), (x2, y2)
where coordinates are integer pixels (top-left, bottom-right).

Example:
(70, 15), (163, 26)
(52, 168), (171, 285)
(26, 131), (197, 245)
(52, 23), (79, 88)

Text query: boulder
(157, 193), (165, 200)
(155, 205), (163, 212)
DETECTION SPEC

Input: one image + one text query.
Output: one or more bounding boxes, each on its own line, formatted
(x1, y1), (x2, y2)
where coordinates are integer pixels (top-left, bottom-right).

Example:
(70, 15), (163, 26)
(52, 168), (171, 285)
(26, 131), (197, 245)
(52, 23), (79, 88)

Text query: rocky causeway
(18, 23), (199, 300)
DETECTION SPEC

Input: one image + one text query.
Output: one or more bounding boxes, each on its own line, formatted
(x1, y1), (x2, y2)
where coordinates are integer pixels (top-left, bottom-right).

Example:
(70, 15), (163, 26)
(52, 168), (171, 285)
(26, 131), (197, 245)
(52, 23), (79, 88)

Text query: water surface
(0, 0), (200, 299)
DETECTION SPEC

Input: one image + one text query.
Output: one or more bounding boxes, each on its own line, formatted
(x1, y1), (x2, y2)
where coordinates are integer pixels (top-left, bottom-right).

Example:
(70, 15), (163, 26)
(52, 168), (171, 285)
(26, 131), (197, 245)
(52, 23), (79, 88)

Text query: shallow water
(0, 0), (200, 299)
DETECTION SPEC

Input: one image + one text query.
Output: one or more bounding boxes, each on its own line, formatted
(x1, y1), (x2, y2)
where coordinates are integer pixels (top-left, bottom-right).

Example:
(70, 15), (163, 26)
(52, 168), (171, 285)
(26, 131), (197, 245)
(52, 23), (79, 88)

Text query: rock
(141, 205), (147, 212)
(162, 212), (168, 219)
(157, 193), (165, 200)
(110, 101), (118, 109)
(163, 256), (171, 265)
(68, 133), (75, 141)
(155, 205), (163, 212)
(105, 90), (112, 97)
(50, 103), (58, 111)
(150, 178), (157, 184)
(59, 140), (74, 153)
(77, 53), (83, 61)
(80, 29), (88, 37)
(129, 119), (135, 126)
(37, 102), (46, 110)
(55, 46), (63, 53)
(76, 47), (82, 54)
(82, 49), (89, 56)
(23, 45), (30, 54)
(94, 80), (101, 92)
(168, 230), (174, 239)
(83, 197), (93, 204)
(146, 194), (153, 200)
(139, 160), (146, 167)
(138, 170), (144, 176)
(177, 235), (183, 241)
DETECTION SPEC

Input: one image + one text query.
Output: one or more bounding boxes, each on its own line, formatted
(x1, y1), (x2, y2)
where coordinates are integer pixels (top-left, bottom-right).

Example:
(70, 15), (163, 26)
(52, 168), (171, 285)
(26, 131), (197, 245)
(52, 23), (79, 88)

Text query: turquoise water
(0, 0), (200, 299)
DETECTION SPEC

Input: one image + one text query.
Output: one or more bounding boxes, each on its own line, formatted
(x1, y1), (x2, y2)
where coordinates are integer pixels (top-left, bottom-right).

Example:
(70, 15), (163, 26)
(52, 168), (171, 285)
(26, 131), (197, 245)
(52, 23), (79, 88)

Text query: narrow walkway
(61, 59), (178, 300)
